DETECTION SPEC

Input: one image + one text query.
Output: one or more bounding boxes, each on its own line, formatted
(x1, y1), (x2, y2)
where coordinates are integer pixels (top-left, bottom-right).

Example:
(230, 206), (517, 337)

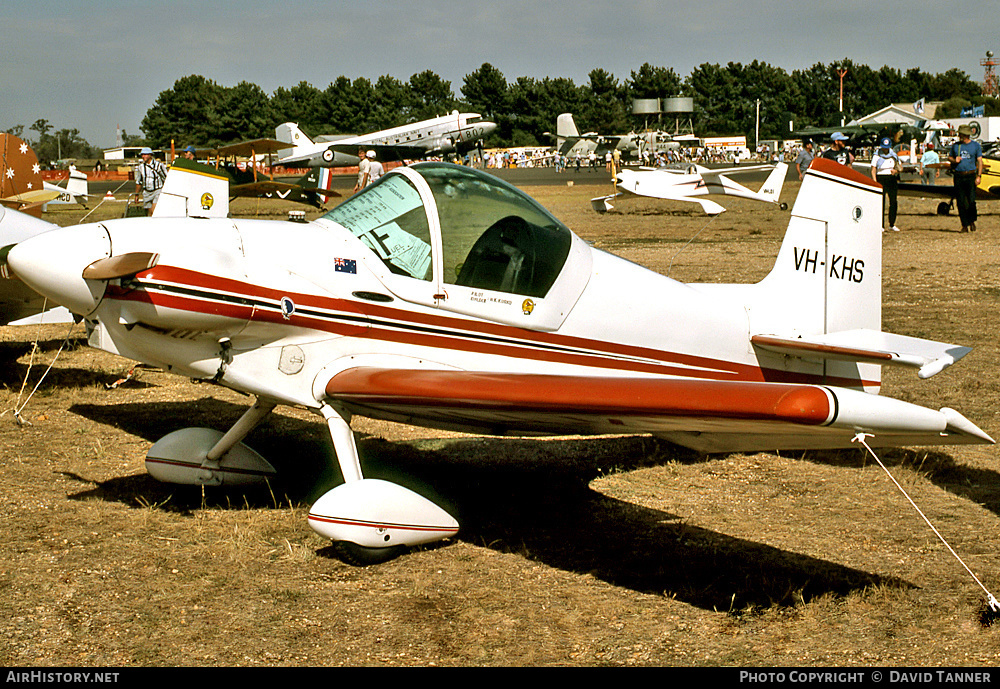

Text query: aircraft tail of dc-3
(275, 111), (496, 168)
(2, 156), (991, 564)
(592, 162), (789, 215)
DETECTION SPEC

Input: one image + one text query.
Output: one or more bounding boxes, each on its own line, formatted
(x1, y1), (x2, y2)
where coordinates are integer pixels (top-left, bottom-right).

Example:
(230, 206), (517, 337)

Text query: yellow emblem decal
(521, 298), (534, 315)
(200, 192), (214, 210)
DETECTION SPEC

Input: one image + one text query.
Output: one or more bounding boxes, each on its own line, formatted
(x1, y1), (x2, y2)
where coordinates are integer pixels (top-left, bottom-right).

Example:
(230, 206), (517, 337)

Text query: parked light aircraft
(42, 166), (90, 209)
(549, 113), (640, 158)
(2, 157), (992, 565)
(275, 111), (496, 168)
(0, 134), (80, 322)
(154, 156), (339, 219)
(897, 153), (1000, 216)
(592, 162), (789, 215)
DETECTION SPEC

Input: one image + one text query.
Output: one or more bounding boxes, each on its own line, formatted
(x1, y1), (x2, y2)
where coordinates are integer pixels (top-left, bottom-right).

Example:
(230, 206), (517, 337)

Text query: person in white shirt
(352, 148), (371, 194)
(366, 150), (384, 186)
(871, 137), (901, 232)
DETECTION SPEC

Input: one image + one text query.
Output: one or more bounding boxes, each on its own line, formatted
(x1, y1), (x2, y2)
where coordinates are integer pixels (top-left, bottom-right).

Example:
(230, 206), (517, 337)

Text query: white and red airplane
(2, 157), (992, 564)
(592, 162), (789, 215)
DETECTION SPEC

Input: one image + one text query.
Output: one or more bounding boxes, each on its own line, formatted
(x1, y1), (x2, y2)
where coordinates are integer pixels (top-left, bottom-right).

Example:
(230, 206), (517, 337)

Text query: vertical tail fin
(556, 113), (579, 138)
(275, 122), (312, 147)
(757, 162), (787, 204)
(152, 159), (230, 218)
(65, 167), (89, 200)
(555, 113), (580, 155)
(752, 158), (884, 389)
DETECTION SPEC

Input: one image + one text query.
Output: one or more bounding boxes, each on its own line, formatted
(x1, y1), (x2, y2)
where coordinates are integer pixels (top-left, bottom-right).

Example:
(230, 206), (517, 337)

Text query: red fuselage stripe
(104, 265), (880, 387)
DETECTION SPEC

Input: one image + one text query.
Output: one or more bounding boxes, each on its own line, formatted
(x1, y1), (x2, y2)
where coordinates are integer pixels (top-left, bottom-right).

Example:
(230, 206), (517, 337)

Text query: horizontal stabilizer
(590, 194), (619, 213)
(751, 329), (971, 379)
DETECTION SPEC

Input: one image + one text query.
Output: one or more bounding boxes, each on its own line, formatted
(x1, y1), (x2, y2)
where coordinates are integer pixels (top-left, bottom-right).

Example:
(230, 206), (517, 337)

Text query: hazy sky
(2, 0), (995, 147)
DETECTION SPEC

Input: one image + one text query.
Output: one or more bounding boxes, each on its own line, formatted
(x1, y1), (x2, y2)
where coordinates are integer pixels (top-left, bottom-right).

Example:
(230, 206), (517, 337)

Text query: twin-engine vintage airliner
(275, 111), (496, 168)
(2, 157), (991, 564)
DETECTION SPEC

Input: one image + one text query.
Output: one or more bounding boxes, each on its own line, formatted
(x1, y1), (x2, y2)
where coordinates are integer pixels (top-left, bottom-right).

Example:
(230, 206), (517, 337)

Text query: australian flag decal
(334, 257), (357, 274)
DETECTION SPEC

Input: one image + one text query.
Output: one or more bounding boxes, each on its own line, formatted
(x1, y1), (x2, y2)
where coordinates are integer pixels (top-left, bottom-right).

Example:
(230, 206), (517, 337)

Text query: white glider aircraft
(276, 111), (496, 168)
(3, 157), (992, 564)
(592, 162), (790, 215)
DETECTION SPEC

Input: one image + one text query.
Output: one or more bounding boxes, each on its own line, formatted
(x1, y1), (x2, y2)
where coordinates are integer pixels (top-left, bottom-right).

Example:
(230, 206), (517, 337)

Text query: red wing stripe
(327, 368), (834, 425)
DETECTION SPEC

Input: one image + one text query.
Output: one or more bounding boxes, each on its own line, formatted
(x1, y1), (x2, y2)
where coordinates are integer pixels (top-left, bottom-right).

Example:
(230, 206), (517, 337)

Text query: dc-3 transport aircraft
(2, 157), (992, 564)
(275, 111), (496, 168)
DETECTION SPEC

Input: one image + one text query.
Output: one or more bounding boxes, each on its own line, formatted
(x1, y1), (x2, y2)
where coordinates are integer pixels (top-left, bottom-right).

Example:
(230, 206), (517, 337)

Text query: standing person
(918, 143), (940, 185)
(871, 137), (901, 232)
(179, 145), (197, 161)
(795, 140), (815, 180)
(821, 132), (854, 166)
(948, 124), (984, 232)
(352, 147), (371, 194)
(365, 150), (384, 186)
(133, 147), (167, 216)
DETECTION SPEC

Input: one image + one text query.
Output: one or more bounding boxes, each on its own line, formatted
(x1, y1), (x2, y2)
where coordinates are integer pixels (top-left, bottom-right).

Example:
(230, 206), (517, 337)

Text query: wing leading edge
(325, 368), (992, 453)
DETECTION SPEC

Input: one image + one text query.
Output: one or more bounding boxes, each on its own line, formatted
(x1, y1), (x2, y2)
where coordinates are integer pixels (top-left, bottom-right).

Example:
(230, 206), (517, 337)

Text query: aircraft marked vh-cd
(1, 157), (991, 566)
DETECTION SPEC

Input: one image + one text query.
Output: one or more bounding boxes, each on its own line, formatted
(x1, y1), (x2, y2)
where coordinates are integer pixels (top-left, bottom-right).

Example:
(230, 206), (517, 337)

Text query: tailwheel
(331, 541), (408, 567)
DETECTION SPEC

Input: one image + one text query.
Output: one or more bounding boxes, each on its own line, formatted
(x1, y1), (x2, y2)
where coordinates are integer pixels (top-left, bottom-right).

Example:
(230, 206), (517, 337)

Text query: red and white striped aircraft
(4, 158), (992, 563)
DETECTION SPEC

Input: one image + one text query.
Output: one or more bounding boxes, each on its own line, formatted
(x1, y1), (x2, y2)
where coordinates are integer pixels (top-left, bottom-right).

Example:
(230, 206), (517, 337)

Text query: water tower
(662, 97), (694, 136)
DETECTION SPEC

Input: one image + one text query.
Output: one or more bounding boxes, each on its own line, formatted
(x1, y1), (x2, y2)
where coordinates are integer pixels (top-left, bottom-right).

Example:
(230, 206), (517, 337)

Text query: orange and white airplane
(2, 157), (991, 564)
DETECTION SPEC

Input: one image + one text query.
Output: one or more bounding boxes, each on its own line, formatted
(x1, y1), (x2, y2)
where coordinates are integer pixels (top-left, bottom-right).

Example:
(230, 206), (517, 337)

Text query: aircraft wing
(701, 164), (777, 178)
(328, 143), (430, 162)
(230, 181), (299, 196)
(213, 139), (292, 158)
(896, 182), (956, 200)
(324, 367), (992, 454)
(0, 189), (63, 213)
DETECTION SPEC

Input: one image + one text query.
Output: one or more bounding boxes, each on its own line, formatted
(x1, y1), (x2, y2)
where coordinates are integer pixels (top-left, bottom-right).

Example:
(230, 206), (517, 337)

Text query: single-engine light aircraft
(592, 162), (789, 215)
(3, 158), (992, 565)
(275, 111), (496, 168)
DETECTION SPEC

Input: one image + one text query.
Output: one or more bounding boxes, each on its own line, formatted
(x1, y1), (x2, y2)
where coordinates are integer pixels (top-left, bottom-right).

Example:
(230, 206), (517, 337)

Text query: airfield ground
(1, 176), (999, 666)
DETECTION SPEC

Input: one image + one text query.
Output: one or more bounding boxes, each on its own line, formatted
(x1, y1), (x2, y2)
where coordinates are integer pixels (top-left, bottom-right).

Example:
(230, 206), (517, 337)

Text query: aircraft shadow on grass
(0, 338), (156, 391)
(66, 397), (922, 612)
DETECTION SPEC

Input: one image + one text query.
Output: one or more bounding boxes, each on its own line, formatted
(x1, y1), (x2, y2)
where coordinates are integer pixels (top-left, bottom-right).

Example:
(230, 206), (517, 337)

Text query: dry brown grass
(1, 180), (999, 666)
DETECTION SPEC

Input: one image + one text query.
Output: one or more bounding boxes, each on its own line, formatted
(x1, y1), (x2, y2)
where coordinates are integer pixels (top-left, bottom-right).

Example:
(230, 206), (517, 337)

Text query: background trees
(7, 60), (991, 157)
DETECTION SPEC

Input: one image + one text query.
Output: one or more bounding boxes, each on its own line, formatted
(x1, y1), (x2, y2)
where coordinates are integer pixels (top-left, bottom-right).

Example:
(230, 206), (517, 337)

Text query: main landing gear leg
(144, 398), (278, 486)
(308, 403), (460, 566)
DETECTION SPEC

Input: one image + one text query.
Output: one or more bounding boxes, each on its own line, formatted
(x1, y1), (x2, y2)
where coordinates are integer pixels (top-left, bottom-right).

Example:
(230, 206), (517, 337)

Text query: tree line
(7, 60), (997, 159)
(4, 119), (104, 164)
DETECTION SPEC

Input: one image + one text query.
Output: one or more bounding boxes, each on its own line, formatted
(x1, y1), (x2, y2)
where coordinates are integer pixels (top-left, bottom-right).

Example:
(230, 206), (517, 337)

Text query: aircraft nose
(7, 224), (112, 317)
